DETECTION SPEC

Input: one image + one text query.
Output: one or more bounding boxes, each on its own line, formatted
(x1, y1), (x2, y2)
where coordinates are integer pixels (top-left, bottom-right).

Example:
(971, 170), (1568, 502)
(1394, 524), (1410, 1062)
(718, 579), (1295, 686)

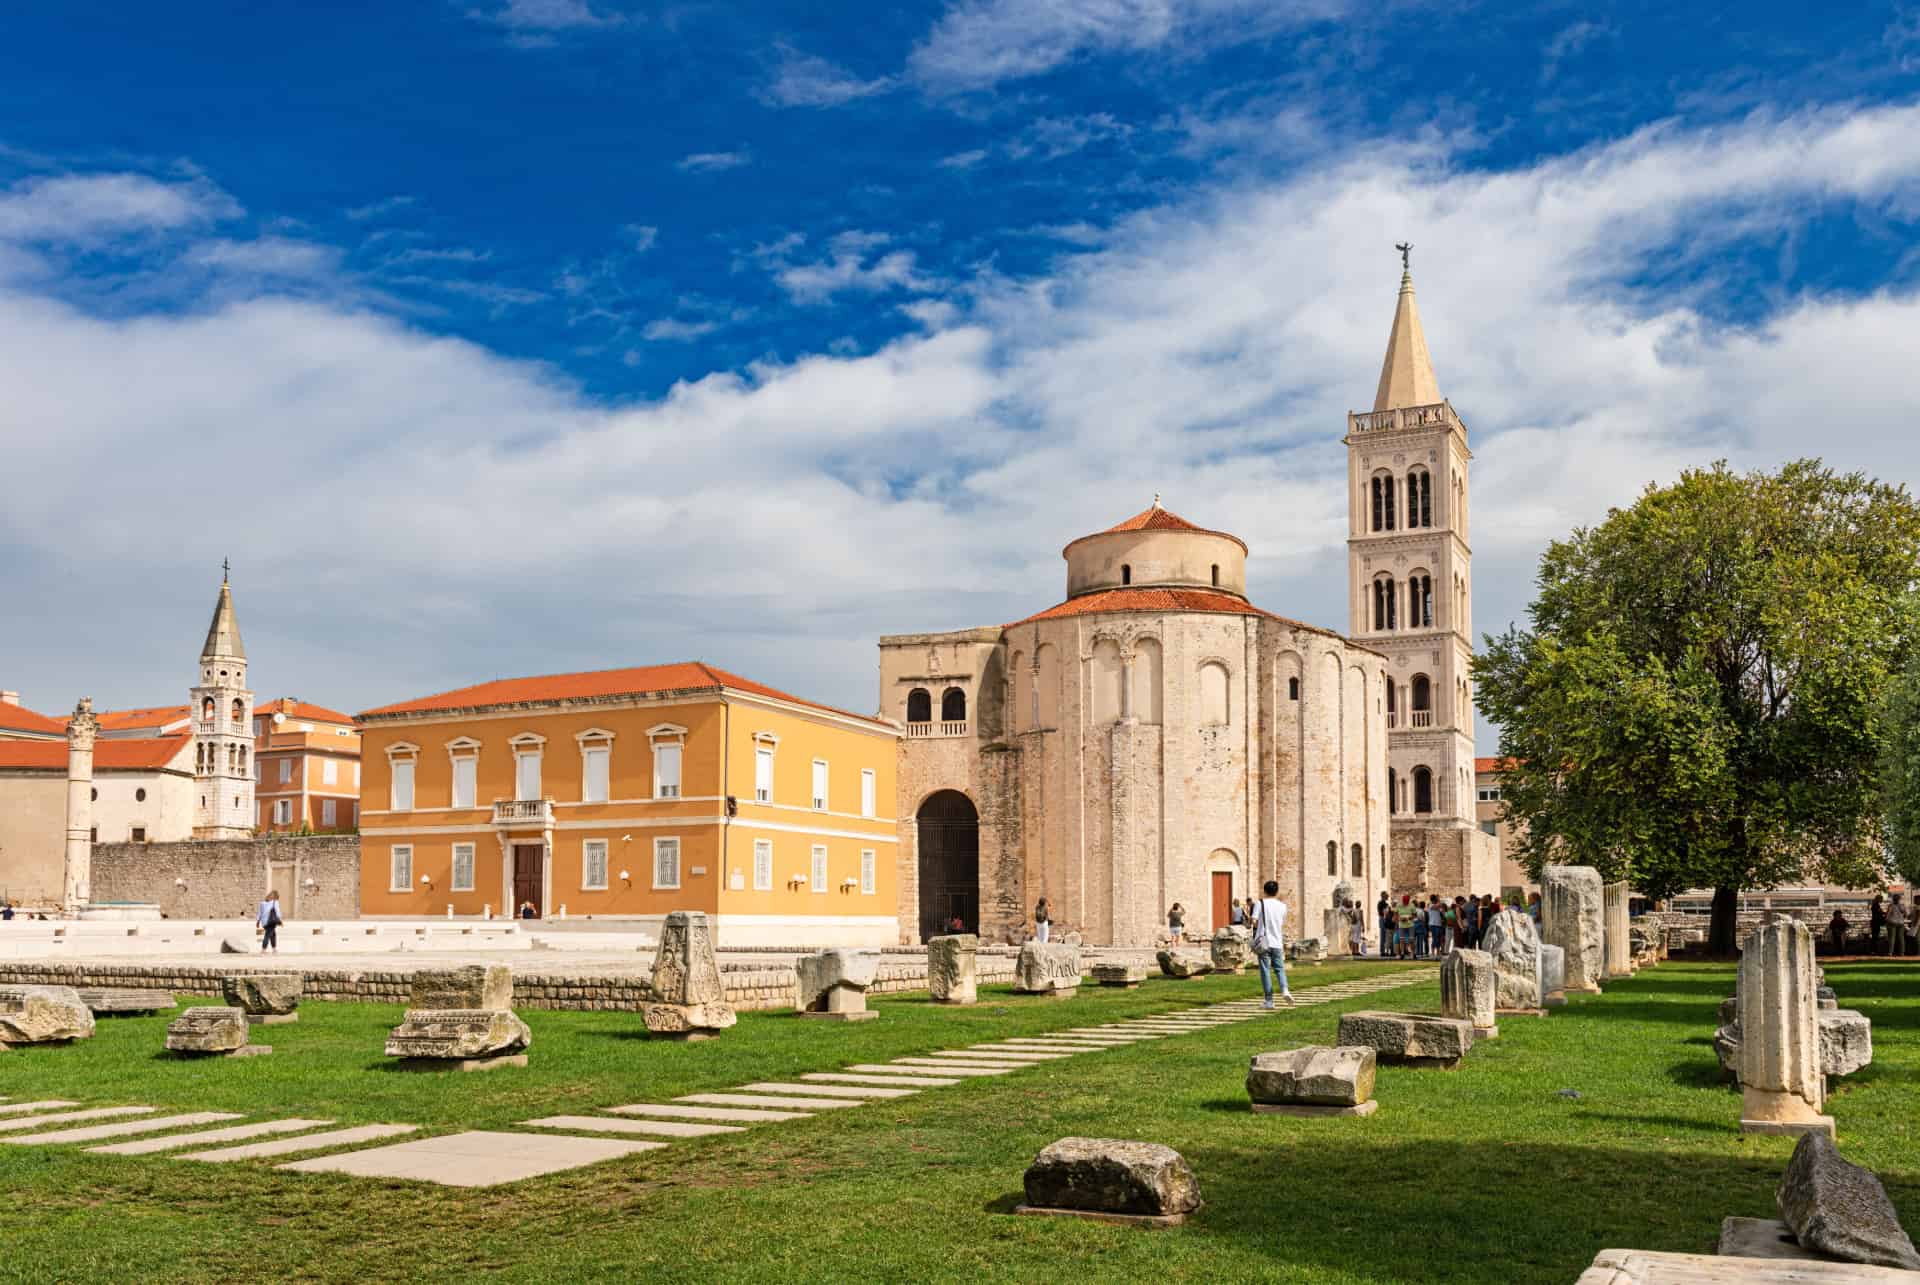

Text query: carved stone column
(1540, 865), (1604, 993)
(63, 698), (99, 916)
(1603, 881), (1632, 979)
(1737, 919), (1832, 1137)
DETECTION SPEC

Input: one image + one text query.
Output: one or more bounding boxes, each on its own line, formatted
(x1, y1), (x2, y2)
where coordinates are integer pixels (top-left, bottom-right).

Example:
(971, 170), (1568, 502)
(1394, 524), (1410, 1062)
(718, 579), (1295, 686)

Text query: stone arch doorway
(917, 790), (979, 942)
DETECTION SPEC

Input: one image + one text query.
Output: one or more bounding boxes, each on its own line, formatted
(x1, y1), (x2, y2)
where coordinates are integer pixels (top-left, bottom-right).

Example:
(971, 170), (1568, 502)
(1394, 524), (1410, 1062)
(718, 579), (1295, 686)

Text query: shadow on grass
(1665, 1058), (1731, 1091)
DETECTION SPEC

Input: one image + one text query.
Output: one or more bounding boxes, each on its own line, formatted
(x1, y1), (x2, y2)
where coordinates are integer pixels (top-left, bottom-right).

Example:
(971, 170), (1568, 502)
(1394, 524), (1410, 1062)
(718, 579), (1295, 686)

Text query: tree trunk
(1707, 885), (1740, 956)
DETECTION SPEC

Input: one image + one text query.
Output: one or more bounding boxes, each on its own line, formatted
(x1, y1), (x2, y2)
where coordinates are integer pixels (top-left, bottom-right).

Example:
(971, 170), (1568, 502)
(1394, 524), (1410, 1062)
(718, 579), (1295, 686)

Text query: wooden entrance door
(512, 844), (544, 918)
(1211, 870), (1233, 931)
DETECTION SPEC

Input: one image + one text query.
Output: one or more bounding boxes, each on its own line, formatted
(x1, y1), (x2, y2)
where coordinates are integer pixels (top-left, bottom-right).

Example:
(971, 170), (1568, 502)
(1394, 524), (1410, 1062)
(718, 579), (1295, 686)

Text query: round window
(135, 788), (147, 802)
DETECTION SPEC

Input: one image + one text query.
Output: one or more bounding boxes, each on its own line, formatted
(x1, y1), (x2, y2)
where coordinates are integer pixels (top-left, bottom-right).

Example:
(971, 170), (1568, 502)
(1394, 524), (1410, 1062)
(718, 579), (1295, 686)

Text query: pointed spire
(201, 577), (245, 661)
(1372, 265), (1442, 413)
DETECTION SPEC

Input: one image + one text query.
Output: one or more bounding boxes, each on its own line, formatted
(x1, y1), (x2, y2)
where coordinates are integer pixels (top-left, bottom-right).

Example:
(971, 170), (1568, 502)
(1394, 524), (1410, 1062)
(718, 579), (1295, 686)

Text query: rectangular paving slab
(606, 1103), (812, 1123)
(676, 1093), (862, 1111)
(0, 1100), (81, 1115)
(523, 1115), (745, 1138)
(934, 1049), (1071, 1061)
(737, 1082), (918, 1099)
(279, 1130), (663, 1187)
(848, 1062), (1010, 1077)
(968, 1045), (1091, 1056)
(802, 1072), (962, 1088)
(0, 1107), (154, 1133)
(92, 1119), (336, 1156)
(180, 1124), (418, 1162)
(887, 1058), (1027, 1071)
(3, 1112), (243, 1146)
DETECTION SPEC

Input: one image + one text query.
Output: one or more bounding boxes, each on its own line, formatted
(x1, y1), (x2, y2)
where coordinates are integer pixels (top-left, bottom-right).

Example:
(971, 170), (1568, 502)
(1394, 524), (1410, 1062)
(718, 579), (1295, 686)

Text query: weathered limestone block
(1541, 944), (1567, 1002)
(927, 934), (977, 1005)
(1092, 963), (1147, 989)
(410, 964), (512, 1012)
(1818, 1009), (1872, 1078)
(0, 984), (95, 1045)
(1021, 1137), (1202, 1222)
(1715, 1022), (1742, 1082)
(1014, 942), (1082, 995)
(1720, 995), (1740, 1026)
(1738, 920), (1832, 1137)
(1157, 951), (1213, 979)
(1482, 909), (1545, 1010)
(1602, 881), (1632, 978)
(1439, 949), (1498, 1034)
(165, 1005), (249, 1054)
(642, 1001), (738, 1038)
(650, 911), (726, 1007)
(1286, 938), (1327, 963)
(1336, 1011), (1474, 1069)
(1777, 1131), (1920, 1270)
(795, 949), (880, 1018)
(222, 973), (303, 1022)
(76, 987), (175, 1015)
(1210, 926), (1252, 974)
(386, 1008), (532, 1060)
(1246, 1046), (1376, 1115)
(1541, 865), (1605, 993)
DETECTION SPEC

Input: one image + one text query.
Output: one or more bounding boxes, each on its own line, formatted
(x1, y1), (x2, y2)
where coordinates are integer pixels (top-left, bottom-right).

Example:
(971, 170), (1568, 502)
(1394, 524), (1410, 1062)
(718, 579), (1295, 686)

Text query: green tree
(1474, 460), (1917, 952)
(1878, 614), (1920, 890)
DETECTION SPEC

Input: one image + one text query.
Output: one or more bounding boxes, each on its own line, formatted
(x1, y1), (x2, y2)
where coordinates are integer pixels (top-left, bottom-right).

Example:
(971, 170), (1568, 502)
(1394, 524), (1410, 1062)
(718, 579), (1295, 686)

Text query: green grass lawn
(3, 959), (1917, 1283)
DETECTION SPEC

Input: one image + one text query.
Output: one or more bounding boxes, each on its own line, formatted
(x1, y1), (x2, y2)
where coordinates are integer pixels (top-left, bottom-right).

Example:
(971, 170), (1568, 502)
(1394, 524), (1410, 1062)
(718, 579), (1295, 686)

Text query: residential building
(0, 692), (66, 742)
(1474, 757), (1535, 897)
(355, 661), (899, 945)
(253, 698), (361, 833)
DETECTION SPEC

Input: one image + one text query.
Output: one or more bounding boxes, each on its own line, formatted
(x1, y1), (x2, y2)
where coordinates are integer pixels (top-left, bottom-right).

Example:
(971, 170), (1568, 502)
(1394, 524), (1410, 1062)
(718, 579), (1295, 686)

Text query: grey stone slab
(0, 1107), (154, 1133)
(3, 1111), (243, 1146)
(933, 1049), (1071, 1061)
(0, 1100), (80, 1115)
(522, 1115), (745, 1138)
(887, 1058), (1027, 1071)
(969, 1045), (1090, 1056)
(845, 1063), (1009, 1077)
(90, 1119), (335, 1156)
(180, 1123), (417, 1162)
(737, 1082), (918, 1099)
(676, 1093), (861, 1111)
(605, 1103), (812, 1123)
(801, 1072), (962, 1088)
(279, 1130), (663, 1187)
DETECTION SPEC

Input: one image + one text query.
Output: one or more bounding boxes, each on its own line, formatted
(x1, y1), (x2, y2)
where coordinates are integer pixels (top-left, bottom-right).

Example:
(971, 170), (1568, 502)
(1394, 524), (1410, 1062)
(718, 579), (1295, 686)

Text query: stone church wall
(1388, 824), (1500, 899)
(92, 835), (360, 921)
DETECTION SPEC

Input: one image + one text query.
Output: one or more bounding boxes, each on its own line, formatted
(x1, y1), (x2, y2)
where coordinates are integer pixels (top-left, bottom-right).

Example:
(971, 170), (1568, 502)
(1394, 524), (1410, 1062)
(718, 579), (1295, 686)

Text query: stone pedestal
(1439, 949), (1499, 1037)
(796, 948), (880, 1022)
(411, 965), (513, 1011)
(386, 1008), (531, 1064)
(1209, 927), (1252, 974)
(1542, 865), (1605, 993)
(1092, 963), (1147, 988)
(1335, 1011), (1474, 1069)
(1737, 920), (1833, 1139)
(222, 973), (302, 1024)
(1247, 1046), (1377, 1116)
(166, 1006), (258, 1057)
(1014, 942), (1082, 996)
(927, 934), (977, 1005)
(646, 911), (737, 1038)
(1603, 881), (1632, 979)
(0, 985), (96, 1045)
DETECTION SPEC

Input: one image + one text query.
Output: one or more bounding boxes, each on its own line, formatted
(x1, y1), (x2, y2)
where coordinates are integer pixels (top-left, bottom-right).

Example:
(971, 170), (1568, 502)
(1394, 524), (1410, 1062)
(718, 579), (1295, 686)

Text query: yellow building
(355, 661), (900, 946)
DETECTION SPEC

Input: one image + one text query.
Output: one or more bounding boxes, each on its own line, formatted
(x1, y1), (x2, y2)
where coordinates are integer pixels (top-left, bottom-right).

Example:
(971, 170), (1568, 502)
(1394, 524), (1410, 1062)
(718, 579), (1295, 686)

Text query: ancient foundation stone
(1482, 909), (1545, 1011)
(0, 985), (95, 1045)
(1715, 1021), (1742, 1082)
(1776, 1131), (1920, 1270)
(76, 987), (176, 1016)
(1818, 1009), (1872, 1078)
(221, 974), (302, 1021)
(1738, 920), (1832, 1138)
(1541, 945), (1567, 1003)
(386, 1009), (532, 1061)
(1020, 1137), (1202, 1222)
(1246, 1046), (1376, 1115)
(166, 1006), (249, 1055)
(1286, 938), (1327, 964)
(1156, 951), (1212, 979)
(795, 949), (880, 1020)
(642, 1002), (737, 1039)
(1541, 865), (1605, 993)
(410, 965), (512, 1012)
(1092, 963), (1147, 989)
(1603, 881), (1633, 979)
(1210, 927), (1252, 974)
(1014, 942), (1082, 995)
(927, 934), (977, 1005)
(1336, 1011), (1474, 1069)
(1439, 949), (1498, 1034)
(647, 911), (736, 1037)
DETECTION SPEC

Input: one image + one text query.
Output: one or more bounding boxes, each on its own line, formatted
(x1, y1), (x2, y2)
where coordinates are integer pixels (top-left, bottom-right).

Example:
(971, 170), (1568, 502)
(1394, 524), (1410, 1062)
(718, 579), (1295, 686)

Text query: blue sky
(3, 1), (1919, 744)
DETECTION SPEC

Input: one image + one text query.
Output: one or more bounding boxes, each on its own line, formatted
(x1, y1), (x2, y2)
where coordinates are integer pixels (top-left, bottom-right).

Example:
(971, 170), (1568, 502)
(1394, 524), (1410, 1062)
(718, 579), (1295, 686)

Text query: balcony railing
(1346, 400), (1464, 437)
(493, 798), (555, 826)
(1410, 710), (1433, 728)
(1385, 712), (1398, 729)
(905, 720), (970, 739)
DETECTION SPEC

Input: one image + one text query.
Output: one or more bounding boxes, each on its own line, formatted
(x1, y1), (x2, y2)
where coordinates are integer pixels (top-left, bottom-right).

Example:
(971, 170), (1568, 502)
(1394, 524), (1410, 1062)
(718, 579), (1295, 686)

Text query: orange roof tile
(0, 734), (191, 772)
(87, 705), (191, 734)
(257, 697), (354, 726)
(0, 701), (67, 737)
(359, 661), (889, 728)
(1065, 504), (1249, 556)
(1475, 756), (1518, 774)
(1011, 586), (1273, 626)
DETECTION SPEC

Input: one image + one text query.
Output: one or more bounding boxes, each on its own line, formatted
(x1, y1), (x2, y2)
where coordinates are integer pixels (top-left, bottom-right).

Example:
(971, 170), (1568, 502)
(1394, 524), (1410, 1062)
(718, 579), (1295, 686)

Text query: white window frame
(451, 842), (475, 892)
(509, 733), (546, 802)
(278, 758), (292, 784)
(389, 844), (413, 892)
(653, 742), (682, 800)
(446, 737), (481, 809)
(322, 758), (338, 786)
(860, 848), (876, 895)
(574, 729), (615, 804)
(582, 838), (609, 891)
(861, 768), (876, 819)
(753, 838), (773, 891)
(752, 732), (779, 803)
(653, 836), (681, 890)
(810, 843), (828, 894)
(321, 798), (337, 827)
(387, 744), (419, 811)
(646, 724), (687, 801)
(811, 759), (828, 811)
(273, 798), (292, 825)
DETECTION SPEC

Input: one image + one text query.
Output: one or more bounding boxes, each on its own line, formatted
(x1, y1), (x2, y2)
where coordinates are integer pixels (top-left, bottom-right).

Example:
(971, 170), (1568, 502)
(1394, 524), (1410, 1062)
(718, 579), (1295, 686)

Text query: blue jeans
(1257, 946), (1288, 1003)
(1414, 922), (1428, 957)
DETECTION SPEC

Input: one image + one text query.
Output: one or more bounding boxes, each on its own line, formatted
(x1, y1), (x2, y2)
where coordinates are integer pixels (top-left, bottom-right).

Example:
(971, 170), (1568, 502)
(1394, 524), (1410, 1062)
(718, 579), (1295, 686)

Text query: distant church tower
(192, 567), (255, 838)
(1345, 255), (1493, 891)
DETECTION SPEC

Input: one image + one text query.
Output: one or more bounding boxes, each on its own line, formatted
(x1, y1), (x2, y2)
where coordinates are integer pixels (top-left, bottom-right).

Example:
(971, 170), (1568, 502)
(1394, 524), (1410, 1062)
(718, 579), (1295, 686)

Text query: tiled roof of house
(1475, 756), (1518, 774)
(359, 661), (889, 728)
(257, 697), (354, 725)
(0, 734), (192, 771)
(85, 705), (191, 734)
(0, 701), (67, 737)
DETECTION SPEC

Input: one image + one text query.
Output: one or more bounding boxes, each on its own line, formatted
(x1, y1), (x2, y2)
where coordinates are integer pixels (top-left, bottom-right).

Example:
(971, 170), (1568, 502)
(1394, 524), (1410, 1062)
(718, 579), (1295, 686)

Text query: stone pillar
(1439, 948), (1498, 1035)
(1737, 919), (1832, 1138)
(927, 934), (977, 1005)
(1481, 908), (1544, 1012)
(1541, 865), (1604, 993)
(643, 910), (736, 1039)
(63, 698), (98, 916)
(1603, 881), (1632, 979)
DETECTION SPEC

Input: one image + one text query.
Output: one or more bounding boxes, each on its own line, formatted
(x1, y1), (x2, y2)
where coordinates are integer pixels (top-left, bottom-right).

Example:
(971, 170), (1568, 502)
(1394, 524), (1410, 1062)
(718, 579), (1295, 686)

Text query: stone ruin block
(927, 933), (977, 1005)
(1336, 1011), (1474, 1070)
(1246, 1046), (1377, 1116)
(410, 964), (513, 1012)
(1091, 963), (1147, 989)
(1541, 865), (1605, 993)
(640, 1002), (738, 1039)
(222, 973), (303, 1024)
(1210, 926), (1252, 974)
(1019, 1137), (1202, 1226)
(1541, 944), (1567, 1004)
(1482, 910), (1546, 1012)
(646, 911), (736, 1038)
(1603, 880), (1633, 979)
(1014, 942), (1082, 996)
(795, 948), (881, 1021)
(1818, 1009), (1872, 1078)
(1439, 948), (1499, 1035)
(1286, 937), (1327, 964)
(165, 1006), (261, 1057)
(386, 1008), (531, 1066)
(0, 985), (95, 1046)
(1156, 950), (1212, 979)
(1738, 920), (1832, 1138)
(75, 987), (175, 1016)
(1777, 1131), (1920, 1270)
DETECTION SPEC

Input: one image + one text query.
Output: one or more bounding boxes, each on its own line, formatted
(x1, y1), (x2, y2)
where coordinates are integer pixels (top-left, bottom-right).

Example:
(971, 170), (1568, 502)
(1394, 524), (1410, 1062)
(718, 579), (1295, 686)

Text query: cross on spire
(222, 557), (230, 583)
(1394, 241), (1412, 272)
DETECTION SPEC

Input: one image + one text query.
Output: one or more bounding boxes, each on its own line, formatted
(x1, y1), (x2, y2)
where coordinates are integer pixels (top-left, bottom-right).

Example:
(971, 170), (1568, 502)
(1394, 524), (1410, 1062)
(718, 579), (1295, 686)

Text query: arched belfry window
(940, 687), (967, 723)
(1411, 674), (1431, 725)
(1373, 576), (1397, 632)
(1413, 765), (1434, 814)
(1408, 468), (1432, 528)
(1210, 563), (1220, 587)
(906, 688), (931, 723)
(230, 697), (244, 723)
(1409, 574), (1433, 629)
(201, 696), (215, 720)
(1370, 474), (1398, 532)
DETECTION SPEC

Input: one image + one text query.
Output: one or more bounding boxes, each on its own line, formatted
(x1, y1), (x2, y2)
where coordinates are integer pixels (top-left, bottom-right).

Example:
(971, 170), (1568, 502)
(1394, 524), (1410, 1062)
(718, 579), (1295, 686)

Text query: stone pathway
(7, 967), (1431, 1188)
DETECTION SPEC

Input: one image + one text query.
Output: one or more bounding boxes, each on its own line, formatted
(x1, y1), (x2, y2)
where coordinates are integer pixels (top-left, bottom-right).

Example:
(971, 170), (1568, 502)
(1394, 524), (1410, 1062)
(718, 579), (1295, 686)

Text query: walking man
(1252, 880), (1294, 1009)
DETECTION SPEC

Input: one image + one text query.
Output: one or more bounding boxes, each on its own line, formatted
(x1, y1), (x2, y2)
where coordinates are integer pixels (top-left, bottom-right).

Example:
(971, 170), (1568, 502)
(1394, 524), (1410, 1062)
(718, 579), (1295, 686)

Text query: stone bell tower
(1344, 251), (1496, 893)
(192, 565), (255, 838)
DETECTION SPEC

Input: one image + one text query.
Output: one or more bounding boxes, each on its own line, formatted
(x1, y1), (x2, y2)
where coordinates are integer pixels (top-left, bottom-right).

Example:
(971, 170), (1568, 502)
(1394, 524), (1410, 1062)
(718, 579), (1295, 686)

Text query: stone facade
(90, 835), (360, 921)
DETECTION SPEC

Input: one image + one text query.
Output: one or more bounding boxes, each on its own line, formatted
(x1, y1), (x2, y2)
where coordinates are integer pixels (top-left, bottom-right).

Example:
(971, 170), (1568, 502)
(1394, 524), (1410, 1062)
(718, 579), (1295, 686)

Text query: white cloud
(1006, 112), (1133, 159)
(10, 103), (1920, 737)
(763, 44), (896, 107)
(756, 230), (942, 305)
(345, 195), (417, 221)
(676, 150), (751, 173)
(938, 149), (990, 169)
(626, 223), (658, 252)
(641, 316), (719, 341)
(0, 173), (237, 245)
(470, 0), (622, 32)
(185, 237), (342, 278)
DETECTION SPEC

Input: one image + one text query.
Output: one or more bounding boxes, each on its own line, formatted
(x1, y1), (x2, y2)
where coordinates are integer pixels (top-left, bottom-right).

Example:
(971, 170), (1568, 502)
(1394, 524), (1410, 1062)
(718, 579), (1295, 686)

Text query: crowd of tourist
(1370, 890), (1537, 959)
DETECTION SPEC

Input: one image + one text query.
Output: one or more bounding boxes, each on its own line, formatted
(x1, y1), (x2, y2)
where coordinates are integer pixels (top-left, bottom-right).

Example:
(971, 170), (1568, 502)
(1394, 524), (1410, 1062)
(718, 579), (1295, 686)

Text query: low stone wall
(91, 835), (360, 921)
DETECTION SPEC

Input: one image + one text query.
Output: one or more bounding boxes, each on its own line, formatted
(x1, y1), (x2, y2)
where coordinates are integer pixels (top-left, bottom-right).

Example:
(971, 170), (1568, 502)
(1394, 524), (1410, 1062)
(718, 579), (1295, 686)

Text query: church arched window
(1410, 674), (1431, 725)
(1121, 564), (1132, 585)
(1385, 679), (1397, 726)
(231, 697), (244, 724)
(1387, 766), (1397, 811)
(1210, 563), (1219, 587)
(1413, 766), (1434, 814)
(1326, 840), (1338, 876)
(1287, 676), (1299, 701)
(1199, 661), (1229, 725)
(1370, 472), (1398, 532)
(940, 687), (967, 723)
(1351, 843), (1363, 877)
(1372, 576), (1397, 631)
(905, 689), (931, 723)
(1408, 573), (1433, 629)
(1408, 468), (1432, 528)
(202, 696), (215, 721)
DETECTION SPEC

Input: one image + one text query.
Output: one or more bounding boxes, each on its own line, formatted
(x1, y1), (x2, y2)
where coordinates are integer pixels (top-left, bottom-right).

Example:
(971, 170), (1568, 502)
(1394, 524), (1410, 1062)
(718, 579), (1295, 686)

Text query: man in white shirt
(1251, 880), (1295, 1009)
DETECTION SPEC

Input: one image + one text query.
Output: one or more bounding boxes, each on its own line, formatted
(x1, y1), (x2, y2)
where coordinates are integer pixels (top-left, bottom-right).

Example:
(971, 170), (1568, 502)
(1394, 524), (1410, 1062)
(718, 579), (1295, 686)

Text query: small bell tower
(192, 562), (255, 838)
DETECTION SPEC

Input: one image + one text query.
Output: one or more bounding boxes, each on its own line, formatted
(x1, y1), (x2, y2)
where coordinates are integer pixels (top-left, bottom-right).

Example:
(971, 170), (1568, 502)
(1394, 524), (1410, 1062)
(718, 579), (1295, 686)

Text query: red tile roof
(0, 701), (67, 737)
(257, 697), (354, 726)
(1475, 756), (1518, 774)
(87, 705), (191, 734)
(1066, 504), (1248, 554)
(1011, 586), (1273, 626)
(0, 734), (191, 772)
(359, 661), (889, 728)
